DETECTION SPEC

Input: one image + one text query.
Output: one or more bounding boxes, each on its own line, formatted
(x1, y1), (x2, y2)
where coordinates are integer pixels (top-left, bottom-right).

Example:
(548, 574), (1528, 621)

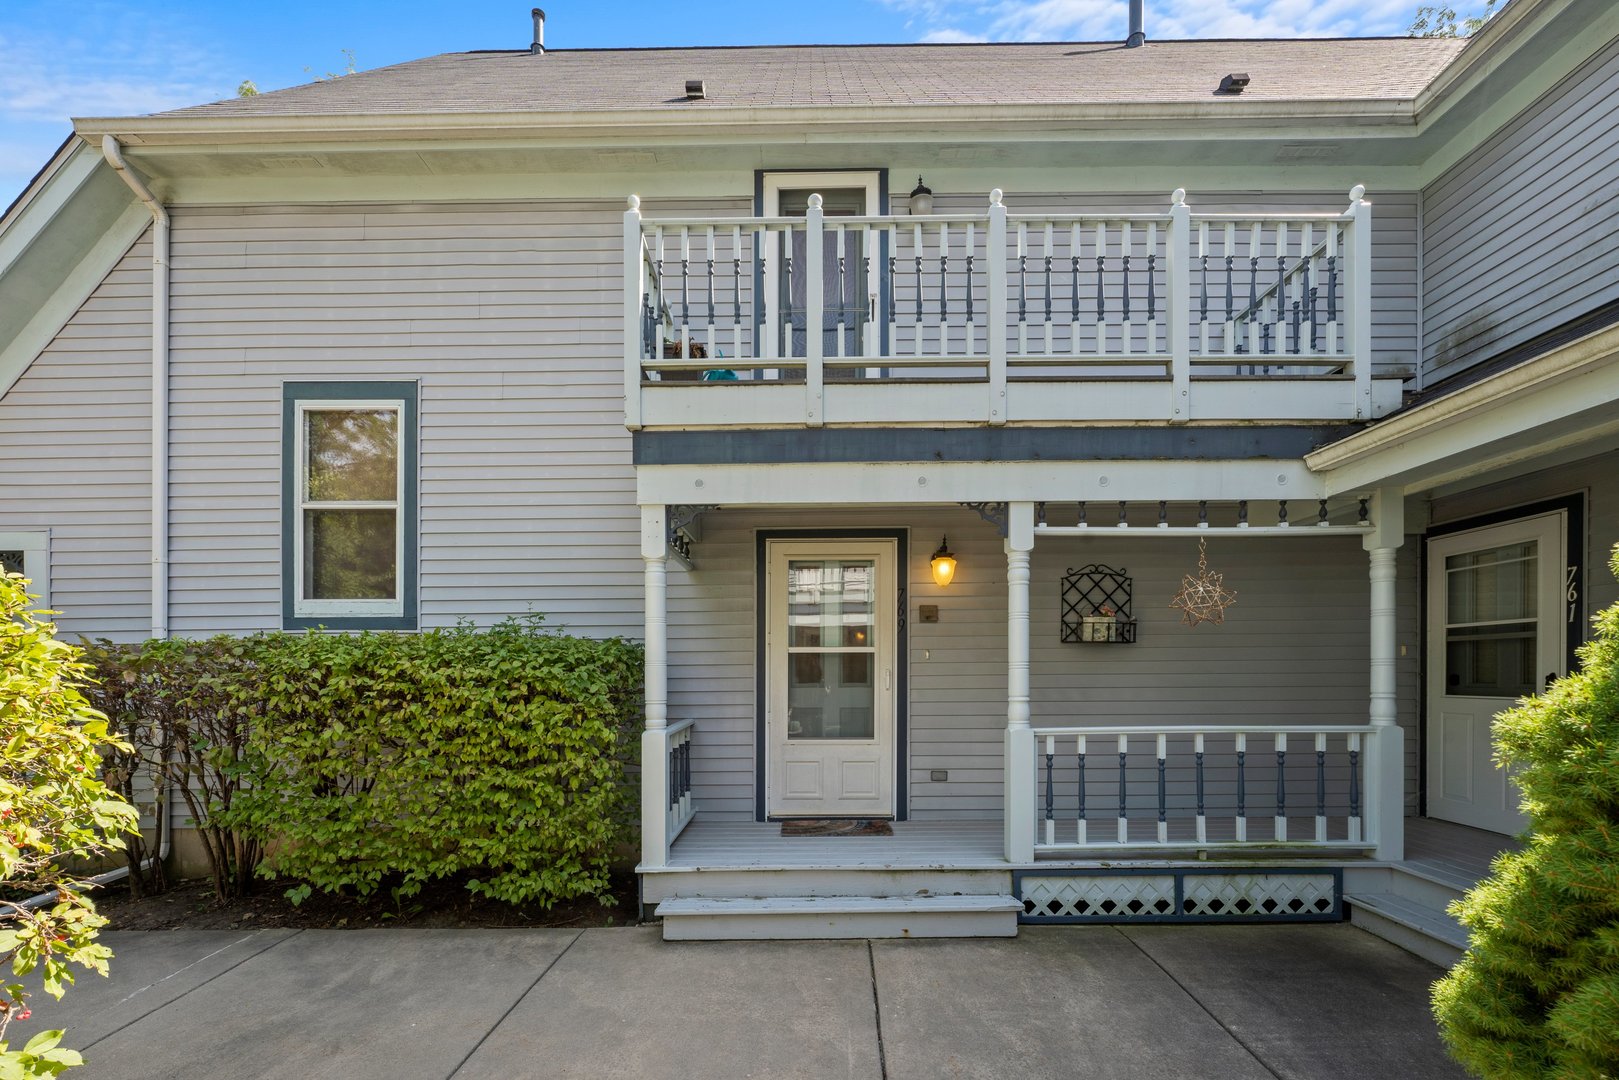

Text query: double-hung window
(282, 382), (417, 629)
(0, 531), (49, 610)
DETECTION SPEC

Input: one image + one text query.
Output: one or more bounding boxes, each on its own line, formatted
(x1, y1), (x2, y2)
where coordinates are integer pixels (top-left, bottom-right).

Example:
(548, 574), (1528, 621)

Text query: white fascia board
(71, 98), (1419, 149)
(1304, 323), (1619, 496)
(0, 141), (97, 270)
(0, 203), (149, 401)
(1414, 0), (1571, 123)
(635, 459), (1322, 507)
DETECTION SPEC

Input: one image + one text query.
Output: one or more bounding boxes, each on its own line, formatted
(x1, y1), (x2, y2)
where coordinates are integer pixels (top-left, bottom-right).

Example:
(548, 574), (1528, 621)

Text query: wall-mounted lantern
(908, 176), (934, 216)
(930, 537), (957, 587)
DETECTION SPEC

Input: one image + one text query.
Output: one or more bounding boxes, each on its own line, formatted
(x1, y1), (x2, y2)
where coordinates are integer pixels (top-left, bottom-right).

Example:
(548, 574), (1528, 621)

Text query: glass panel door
(1443, 541), (1538, 698)
(786, 559), (876, 740)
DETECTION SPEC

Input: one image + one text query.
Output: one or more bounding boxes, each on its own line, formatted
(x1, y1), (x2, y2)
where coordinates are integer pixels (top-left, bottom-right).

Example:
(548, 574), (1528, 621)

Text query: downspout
(100, 135), (169, 641)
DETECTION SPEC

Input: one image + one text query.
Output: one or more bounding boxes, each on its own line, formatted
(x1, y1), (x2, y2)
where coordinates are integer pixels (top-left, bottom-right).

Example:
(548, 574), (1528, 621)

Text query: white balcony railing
(1030, 723), (1379, 853)
(623, 187), (1395, 429)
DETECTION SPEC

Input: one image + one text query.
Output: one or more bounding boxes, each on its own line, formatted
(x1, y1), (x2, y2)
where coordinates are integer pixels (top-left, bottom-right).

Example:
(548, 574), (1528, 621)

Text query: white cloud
(921, 27), (992, 42)
(876, 0), (1426, 42)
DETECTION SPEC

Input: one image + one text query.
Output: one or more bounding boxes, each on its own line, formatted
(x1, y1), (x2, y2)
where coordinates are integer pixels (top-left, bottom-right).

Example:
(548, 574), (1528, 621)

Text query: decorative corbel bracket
(667, 504), (719, 569)
(960, 501), (1010, 537)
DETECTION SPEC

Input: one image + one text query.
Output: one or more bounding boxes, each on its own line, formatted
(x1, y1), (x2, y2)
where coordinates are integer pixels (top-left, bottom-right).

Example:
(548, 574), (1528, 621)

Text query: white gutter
(100, 135), (168, 641)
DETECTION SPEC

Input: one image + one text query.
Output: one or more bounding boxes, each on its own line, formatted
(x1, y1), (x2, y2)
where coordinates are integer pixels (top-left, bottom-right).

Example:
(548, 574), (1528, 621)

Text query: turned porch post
(1364, 488), (1405, 862)
(1005, 501), (1037, 863)
(641, 504), (671, 869)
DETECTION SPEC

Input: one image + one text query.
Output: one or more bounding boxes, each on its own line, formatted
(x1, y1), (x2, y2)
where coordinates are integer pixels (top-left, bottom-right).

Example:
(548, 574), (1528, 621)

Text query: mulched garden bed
(92, 873), (640, 931)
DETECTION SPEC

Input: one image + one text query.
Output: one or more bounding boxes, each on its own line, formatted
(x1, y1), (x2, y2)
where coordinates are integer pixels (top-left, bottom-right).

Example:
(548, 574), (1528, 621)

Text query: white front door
(1426, 514), (1566, 834)
(765, 539), (897, 818)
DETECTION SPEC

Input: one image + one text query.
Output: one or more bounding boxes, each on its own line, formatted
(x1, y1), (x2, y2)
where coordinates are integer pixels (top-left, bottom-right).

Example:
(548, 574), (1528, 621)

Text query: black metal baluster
(1157, 747), (1167, 830)
(1146, 253), (1157, 323)
(1044, 250), (1053, 324)
(1291, 297), (1301, 355)
(1077, 745), (1088, 831)
(670, 748), (679, 809)
(1018, 250), (1027, 327)
(1071, 254), (1080, 324)
(1276, 743), (1287, 824)
(1239, 500), (1249, 526)
(1349, 742), (1362, 823)
(1358, 497), (1369, 525)
(1195, 745), (1206, 822)
(1275, 252), (1287, 355)
(1237, 743), (1247, 826)
(1278, 500), (1288, 526)
(1199, 251), (1209, 330)
(940, 249), (949, 322)
(887, 252), (897, 325)
(707, 249), (715, 332)
(1044, 745), (1055, 826)
(733, 248), (742, 332)
(1247, 254), (1259, 345)
(965, 252), (975, 325)
(1198, 500), (1208, 527)
(1327, 253), (1338, 341)
(1095, 254), (1105, 322)
(1319, 499), (1329, 526)
(915, 248), (924, 324)
(680, 252), (690, 339)
(1078, 501), (1087, 526)
(1118, 740), (1129, 840)
(1224, 252), (1235, 327)
(1118, 501), (1128, 526)
(1121, 252), (1132, 322)
(1158, 500), (1168, 526)
(1316, 745), (1327, 822)
(1308, 267), (1320, 353)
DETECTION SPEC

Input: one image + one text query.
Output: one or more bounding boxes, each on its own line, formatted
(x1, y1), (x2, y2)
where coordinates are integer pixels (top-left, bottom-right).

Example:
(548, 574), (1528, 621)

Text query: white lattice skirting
(1017, 869), (1341, 923)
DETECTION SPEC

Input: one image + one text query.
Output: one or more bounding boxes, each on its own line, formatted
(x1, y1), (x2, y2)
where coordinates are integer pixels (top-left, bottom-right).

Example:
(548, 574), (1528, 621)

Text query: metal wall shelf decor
(1061, 564), (1136, 644)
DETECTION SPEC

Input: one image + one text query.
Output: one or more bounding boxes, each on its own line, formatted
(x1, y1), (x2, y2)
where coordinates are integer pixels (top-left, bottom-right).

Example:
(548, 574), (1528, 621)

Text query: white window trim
(292, 399), (405, 620)
(0, 530), (49, 611)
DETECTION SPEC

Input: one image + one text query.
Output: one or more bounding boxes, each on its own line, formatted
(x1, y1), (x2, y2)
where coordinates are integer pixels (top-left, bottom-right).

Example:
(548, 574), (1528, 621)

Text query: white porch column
(640, 505), (671, 869)
(1363, 487), (1405, 861)
(1004, 501), (1037, 863)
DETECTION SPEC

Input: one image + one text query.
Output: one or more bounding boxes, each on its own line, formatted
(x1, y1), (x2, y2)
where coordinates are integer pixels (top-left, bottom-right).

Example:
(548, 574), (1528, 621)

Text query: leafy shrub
(80, 638), (261, 903)
(1432, 544), (1619, 1079)
(221, 618), (642, 908)
(1, 572), (139, 1076)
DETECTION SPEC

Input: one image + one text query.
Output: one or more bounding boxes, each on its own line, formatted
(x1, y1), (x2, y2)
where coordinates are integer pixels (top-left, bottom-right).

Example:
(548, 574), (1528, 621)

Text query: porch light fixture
(908, 176), (934, 216)
(930, 537), (957, 588)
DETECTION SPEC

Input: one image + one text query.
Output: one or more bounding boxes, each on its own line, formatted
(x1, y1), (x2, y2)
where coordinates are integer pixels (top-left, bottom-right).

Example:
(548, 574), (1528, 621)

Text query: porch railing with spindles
(665, 718), (696, 844)
(623, 186), (1384, 428)
(1032, 724), (1377, 853)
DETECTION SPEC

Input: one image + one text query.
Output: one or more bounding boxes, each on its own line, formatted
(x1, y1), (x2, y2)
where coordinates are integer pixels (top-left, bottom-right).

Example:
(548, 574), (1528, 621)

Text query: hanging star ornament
(1170, 538), (1237, 627)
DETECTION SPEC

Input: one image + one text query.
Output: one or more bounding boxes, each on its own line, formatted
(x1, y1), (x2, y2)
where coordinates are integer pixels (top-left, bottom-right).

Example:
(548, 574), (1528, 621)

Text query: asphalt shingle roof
(155, 39), (1469, 118)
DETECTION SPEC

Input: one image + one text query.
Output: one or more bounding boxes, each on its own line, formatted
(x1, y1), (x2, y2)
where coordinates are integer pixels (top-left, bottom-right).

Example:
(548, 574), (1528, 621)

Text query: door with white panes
(765, 540), (897, 818)
(1426, 514), (1566, 834)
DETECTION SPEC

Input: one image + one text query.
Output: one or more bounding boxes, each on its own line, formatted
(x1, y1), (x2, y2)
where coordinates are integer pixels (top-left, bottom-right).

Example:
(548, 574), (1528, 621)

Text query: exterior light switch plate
(930, 770), (949, 782)
(919, 604), (940, 623)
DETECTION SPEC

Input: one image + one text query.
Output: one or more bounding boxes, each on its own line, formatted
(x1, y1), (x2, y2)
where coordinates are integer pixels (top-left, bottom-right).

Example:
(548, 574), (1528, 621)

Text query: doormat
(780, 818), (894, 837)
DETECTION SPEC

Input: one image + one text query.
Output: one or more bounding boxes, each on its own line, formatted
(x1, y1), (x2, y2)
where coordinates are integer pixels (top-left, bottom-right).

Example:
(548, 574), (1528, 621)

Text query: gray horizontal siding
(1422, 34), (1619, 383)
(163, 198), (743, 637)
(0, 230), (153, 641)
(670, 507), (1419, 822)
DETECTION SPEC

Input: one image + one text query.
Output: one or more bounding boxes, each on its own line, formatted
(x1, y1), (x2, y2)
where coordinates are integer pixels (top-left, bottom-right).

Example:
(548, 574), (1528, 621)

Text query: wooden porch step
(657, 894), (1022, 941)
(1344, 891), (1468, 968)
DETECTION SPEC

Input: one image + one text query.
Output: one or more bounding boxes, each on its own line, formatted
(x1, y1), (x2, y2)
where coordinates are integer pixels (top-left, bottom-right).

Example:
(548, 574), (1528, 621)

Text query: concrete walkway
(12, 924), (1465, 1079)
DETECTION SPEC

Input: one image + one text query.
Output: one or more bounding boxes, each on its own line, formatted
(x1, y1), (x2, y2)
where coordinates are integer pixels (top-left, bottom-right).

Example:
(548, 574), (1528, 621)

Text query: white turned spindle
(1247, 222), (1262, 357)
(1070, 220), (1083, 356)
(1094, 220), (1108, 355)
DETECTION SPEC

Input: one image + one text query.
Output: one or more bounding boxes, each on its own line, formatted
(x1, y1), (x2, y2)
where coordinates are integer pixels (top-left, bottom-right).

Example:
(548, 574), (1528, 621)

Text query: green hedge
(223, 618), (643, 907)
(88, 618), (643, 909)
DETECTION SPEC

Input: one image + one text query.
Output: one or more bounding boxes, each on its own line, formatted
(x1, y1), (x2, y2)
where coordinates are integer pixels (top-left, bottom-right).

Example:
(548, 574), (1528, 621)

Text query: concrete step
(640, 866), (1012, 905)
(1345, 891), (1468, 969)
(657, 894), (1022, 941)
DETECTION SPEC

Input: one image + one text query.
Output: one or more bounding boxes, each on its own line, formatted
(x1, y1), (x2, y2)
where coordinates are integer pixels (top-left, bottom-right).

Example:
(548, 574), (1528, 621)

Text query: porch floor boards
(1401, 817), (1520, 890)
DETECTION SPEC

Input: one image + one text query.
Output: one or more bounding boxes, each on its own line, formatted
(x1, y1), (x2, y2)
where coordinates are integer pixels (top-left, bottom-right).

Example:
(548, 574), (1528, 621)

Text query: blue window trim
(281, 381), (419, 631)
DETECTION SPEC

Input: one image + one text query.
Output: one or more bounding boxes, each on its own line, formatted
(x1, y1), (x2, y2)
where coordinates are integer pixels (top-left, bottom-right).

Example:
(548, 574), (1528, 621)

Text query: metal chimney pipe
(531, 8), (546, 54)
(1126, 0), (1145, 47)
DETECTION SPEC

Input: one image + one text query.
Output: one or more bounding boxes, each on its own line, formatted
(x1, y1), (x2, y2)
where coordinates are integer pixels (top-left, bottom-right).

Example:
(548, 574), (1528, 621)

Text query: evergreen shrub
(1433, 544), (1619, 1079)
(220, 618), (643, 908)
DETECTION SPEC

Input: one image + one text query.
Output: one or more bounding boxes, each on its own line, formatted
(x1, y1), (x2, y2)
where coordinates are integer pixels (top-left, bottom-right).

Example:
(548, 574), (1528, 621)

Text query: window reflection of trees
(303, 408), (399, 601)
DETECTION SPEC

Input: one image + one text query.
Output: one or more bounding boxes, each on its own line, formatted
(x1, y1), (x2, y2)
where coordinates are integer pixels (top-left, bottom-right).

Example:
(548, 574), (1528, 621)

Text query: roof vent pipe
(531, 8), (545, 54)
(1126, 0), (1145, 47)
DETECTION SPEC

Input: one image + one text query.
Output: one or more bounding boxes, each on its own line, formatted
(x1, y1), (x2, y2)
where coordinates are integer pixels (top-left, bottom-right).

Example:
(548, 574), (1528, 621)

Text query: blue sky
(3, 0), (1445, 205)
